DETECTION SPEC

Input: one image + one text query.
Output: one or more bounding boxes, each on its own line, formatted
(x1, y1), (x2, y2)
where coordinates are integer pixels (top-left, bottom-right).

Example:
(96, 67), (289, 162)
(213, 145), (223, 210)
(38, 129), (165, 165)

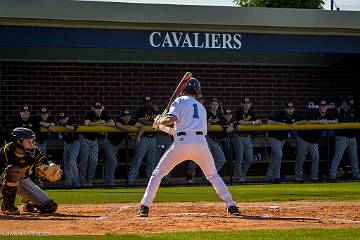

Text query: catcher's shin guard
(1, 185), (19, 214)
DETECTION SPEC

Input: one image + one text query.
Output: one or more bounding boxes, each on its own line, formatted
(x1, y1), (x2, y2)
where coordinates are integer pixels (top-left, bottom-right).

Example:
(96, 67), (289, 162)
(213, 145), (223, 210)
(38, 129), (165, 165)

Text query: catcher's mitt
(35, 163), (62, 182)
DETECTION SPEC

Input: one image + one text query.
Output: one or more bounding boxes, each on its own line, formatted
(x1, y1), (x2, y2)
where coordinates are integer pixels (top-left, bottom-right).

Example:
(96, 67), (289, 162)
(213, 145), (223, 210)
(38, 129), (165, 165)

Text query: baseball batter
(137, 78), (240, 217)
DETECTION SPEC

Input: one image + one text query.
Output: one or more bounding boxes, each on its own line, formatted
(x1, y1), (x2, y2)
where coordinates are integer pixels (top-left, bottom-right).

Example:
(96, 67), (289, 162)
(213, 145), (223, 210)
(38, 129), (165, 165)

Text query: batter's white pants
(140, 141), (237, 208)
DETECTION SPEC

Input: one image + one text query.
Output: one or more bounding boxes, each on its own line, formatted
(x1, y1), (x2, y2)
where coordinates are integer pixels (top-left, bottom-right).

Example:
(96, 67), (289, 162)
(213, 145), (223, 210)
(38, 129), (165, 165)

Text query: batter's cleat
(22, 202), (36, 213)
(227, 205), (241, 216)
(137, 205), (149, 217)
(1, 206), (20, 215)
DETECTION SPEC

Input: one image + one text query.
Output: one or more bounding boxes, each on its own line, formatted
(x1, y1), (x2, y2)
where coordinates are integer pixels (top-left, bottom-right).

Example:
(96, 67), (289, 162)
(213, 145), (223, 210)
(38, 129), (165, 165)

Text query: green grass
(3, 228), (360, 240)
(40, 182), (360, 205)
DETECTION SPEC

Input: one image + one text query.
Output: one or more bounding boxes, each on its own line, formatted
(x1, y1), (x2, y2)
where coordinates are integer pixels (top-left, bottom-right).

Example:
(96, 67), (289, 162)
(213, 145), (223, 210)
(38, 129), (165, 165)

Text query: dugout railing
(39, 123), (360, 187)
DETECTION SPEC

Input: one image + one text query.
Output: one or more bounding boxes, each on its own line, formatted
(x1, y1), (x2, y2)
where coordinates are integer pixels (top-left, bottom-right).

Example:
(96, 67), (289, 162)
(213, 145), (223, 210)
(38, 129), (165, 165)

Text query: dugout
(0, 0), (360, 184)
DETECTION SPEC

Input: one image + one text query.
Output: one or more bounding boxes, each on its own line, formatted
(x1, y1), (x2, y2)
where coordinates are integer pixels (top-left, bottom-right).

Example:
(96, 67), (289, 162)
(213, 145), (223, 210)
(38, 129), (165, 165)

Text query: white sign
(149, 31), (242, 50)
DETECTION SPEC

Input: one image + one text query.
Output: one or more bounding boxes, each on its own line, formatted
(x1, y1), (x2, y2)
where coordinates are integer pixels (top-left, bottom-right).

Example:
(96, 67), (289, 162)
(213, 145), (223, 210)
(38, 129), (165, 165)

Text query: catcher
(0, 127), (62, 215)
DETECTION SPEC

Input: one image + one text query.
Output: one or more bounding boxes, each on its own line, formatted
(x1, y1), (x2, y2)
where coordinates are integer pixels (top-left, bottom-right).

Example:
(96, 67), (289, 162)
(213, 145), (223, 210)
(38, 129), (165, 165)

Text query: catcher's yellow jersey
(0, 142), (48, 178)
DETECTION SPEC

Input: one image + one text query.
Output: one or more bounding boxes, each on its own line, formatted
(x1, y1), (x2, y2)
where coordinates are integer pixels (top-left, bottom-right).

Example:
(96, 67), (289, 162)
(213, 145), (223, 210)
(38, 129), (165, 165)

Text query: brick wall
(1, 55), (359, 124)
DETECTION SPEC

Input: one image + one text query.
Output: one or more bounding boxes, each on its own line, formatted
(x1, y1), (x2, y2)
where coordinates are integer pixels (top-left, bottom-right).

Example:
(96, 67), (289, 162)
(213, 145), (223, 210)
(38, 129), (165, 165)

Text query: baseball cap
(285, 102), (295, 108)
(93, 102), (103, 109)
(143, 96), (152, 102)
(212, 98), (219, 103)
(242, 98), (251, 103)
(320, 100), (327, 106)
(121, 109), (131, 116)
(225, 109), (232, 114)
(58, 112), (69, 118)
(40, 107), (49, 114)
(20, 106), (30, 112)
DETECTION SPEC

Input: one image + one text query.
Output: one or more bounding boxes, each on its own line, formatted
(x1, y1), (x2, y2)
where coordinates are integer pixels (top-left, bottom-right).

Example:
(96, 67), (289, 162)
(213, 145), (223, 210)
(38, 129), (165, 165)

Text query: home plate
(95, 216), (111, 220)
(117, 206), (132, 212)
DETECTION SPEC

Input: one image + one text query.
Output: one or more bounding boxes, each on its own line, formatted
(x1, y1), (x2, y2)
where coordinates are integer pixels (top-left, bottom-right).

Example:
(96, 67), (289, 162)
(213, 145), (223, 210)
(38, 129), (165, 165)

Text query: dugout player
(12, 106), (40, 138)
(79, 102), (115, 186)
(266, 102), (306, 182)
(56, 112), (81, 187)
(127, 97), (161, 186)
(233, 98), (262, 182)
(36, 107), (56, 155)
(329, 96), (360, 180)
(105, 109), (134, 185)
(295, 100), (337, 181)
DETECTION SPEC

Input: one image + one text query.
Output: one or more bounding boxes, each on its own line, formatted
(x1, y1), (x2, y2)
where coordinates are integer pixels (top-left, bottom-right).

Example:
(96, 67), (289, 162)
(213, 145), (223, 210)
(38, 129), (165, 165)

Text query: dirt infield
(1, 201), (360, 235)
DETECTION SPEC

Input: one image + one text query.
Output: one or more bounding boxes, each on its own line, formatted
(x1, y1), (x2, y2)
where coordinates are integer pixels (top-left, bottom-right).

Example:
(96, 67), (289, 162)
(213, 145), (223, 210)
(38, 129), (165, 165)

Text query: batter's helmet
(11, 127), (36, 142)
(183, 78), (202, 98)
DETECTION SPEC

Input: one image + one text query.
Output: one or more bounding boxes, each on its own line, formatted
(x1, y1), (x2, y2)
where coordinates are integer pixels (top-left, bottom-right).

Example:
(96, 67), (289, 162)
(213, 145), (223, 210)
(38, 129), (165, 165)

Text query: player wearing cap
(36, 107), (56, 155)
(11, 106), (40, 138)
(329, 96), (360, 180)
(295, 100), (337, 181)
(105, 109), (134, 185)
(223, 109), (235, 125)
(79, 102), (115, 186)
(232, 98), (262, 182)
(206, 98), (227, 172)
(127, 96), (161, 186)
(55, 112), (81, 187)
(12, 106), (43, 187)
(266, 102), (306, 182)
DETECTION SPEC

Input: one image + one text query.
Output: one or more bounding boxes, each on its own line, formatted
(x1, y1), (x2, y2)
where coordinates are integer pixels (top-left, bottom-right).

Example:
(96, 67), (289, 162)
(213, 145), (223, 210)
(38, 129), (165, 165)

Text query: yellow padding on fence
(41, 123), (360, 133)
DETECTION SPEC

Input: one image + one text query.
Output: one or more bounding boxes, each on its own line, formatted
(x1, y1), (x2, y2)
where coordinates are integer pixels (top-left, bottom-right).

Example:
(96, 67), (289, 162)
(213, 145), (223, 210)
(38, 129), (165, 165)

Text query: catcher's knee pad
(35, 199), (58, 213)
(4, 165), (20, 187)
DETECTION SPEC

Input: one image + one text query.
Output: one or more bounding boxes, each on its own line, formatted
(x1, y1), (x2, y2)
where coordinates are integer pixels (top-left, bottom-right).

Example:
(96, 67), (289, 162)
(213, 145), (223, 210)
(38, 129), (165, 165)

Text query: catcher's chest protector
(3, 143), (36, 178)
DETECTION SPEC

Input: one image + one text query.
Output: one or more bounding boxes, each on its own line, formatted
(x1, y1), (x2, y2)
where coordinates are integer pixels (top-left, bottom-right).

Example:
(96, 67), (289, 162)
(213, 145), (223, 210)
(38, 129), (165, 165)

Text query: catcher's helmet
(183, 78), (202, 98)
(11, 127), (36, 142)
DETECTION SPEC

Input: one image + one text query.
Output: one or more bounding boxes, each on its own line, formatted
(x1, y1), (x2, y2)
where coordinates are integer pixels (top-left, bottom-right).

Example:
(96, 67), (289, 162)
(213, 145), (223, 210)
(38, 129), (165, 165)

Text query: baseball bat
(161, 72), (193, 116)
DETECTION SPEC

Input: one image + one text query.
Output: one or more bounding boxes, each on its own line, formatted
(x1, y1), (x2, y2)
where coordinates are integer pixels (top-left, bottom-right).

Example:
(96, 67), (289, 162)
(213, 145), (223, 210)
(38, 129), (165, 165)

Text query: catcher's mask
(11, 127), (37, 157)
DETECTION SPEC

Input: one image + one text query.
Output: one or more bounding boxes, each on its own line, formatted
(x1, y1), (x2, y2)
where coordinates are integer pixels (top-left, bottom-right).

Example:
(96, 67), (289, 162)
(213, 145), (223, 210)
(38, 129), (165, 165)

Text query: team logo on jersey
(242, 114), (252, 121)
